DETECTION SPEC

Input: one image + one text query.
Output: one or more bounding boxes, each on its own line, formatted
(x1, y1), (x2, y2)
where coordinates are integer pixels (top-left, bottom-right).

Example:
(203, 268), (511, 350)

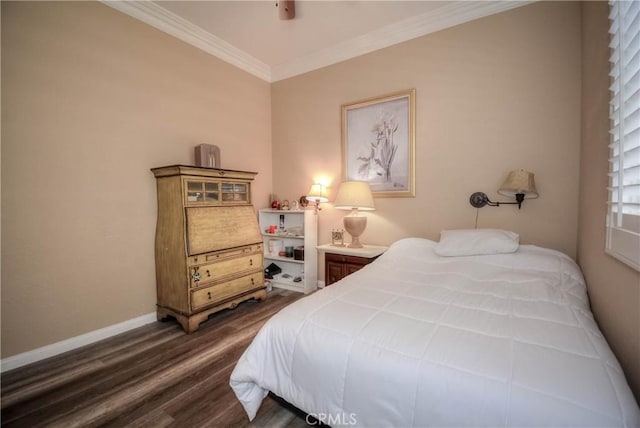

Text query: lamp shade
(498, 169), (538, 199)
(307, 183), (328, 203)
(334, 181), (376, 211)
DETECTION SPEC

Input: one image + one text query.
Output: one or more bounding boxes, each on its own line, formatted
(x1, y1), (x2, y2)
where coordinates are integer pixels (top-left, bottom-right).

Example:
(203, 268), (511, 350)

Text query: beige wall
(579, 2), (640, 401)
(272, 2), (582, 269)
(7, 3), (634, 404)
(1, 2), (272, 357)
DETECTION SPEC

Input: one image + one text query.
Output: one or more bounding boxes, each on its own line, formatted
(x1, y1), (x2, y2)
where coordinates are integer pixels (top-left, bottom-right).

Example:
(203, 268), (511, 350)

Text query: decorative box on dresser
(151, 165), (267, 333)
(317, 244), (388, 286)
(258, 209), (317, 294)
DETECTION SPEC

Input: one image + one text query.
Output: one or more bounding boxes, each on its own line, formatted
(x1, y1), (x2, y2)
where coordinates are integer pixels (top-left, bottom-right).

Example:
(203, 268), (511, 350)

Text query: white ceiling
(158, 1), (449, 67)
(104, 0), (531, 82)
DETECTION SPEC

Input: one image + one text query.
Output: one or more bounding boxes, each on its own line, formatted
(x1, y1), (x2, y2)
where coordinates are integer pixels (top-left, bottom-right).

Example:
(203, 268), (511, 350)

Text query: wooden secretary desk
(151, 165), (266, 333)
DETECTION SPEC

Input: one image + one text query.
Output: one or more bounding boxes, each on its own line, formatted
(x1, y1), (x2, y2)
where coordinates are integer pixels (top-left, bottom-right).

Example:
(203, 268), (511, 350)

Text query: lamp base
(343, 215), (367, 249)
(347, 238), (363, 249)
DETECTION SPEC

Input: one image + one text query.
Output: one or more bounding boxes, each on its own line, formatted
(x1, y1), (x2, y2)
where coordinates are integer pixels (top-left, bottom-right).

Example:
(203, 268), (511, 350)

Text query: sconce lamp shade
(333, 181), (376, 211)
(334, 181), (375, 248)
(498, 169), (539, 199)
(307, 183), (329, 203)
(307, 183), (328, 215)
(470, 169), (539, 210)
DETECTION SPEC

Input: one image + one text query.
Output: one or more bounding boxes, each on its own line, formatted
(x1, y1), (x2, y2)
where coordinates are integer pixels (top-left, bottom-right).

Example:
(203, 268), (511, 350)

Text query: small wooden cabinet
(151, 165), (267, 333)
(317, 244), (389, 286)
(326, 253), (371, 285)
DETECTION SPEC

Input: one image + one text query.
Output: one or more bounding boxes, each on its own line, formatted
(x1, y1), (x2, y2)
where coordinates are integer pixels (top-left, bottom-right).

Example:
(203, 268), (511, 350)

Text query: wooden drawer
(325, 252), (378, 286)
(189, 253), (263, 287)
(191, 272), (263, 310)
(188, 244), (262, 266)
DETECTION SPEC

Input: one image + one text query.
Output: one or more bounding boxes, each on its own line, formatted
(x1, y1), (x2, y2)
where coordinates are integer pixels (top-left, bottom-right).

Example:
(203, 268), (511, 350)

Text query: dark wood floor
(1, 289), (310, 428)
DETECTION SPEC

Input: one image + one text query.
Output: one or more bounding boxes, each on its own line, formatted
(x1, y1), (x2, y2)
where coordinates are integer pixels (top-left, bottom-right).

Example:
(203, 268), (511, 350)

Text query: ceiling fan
(276, 1), (295, 20)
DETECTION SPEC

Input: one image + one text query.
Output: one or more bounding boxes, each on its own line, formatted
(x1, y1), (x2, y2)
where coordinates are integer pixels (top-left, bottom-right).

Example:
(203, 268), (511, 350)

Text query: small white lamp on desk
(333, 181), (376, 248)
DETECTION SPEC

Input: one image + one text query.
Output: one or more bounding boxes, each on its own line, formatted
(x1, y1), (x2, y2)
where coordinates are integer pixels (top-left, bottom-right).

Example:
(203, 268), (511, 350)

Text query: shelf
(266, 274), (304, 291)
(264, 254), (304, 264)
(269, 273), (303, 283)
(260, 209), (307, 214)
(262, 232), (304, 239)
(259, 208), (317, 294)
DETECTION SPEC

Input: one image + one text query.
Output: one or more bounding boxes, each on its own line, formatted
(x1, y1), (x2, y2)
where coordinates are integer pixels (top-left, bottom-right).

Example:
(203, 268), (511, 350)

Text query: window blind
(607, 0), (640, 271)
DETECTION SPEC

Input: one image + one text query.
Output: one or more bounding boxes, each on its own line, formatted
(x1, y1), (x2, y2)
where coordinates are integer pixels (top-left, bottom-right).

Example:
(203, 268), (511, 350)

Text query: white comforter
(230, 238), (640, 427)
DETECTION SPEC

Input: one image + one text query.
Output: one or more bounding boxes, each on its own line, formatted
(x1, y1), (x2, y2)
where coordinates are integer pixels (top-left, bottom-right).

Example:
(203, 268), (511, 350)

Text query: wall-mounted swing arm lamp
(307, 183), (328, 214)
(469, 169), (538, 210)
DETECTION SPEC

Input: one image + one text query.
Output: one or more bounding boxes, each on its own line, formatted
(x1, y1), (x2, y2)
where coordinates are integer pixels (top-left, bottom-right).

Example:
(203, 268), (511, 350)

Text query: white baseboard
(1, 312), (157, 373)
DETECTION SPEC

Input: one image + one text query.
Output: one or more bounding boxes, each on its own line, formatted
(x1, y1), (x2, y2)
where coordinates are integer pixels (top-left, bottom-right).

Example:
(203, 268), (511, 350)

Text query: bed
(230, 235), (640, 427)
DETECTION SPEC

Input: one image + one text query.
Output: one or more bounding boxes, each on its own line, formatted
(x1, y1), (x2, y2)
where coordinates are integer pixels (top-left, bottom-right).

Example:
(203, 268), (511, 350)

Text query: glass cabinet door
(186, 181), (205, 203)
(184, 179), (248, 205)
(204, 182), (219, 202)
(185, 180), (220, 204)
(221, 182), (248, 202)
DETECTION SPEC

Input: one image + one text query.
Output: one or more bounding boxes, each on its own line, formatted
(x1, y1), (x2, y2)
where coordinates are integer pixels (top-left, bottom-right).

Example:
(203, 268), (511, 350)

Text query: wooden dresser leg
(186, 317), (201, 334)
(173, 314), (192, 334)
(255, 289), (268, 302)
(157, 308), (169, 322)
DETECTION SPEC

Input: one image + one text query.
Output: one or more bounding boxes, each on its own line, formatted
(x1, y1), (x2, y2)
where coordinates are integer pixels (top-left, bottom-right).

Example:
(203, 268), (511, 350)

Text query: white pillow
(434, 229), (519, 257)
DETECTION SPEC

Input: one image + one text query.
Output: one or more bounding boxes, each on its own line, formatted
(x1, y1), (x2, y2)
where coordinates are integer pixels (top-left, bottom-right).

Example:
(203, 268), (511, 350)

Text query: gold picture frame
(341, 89), (415, 198)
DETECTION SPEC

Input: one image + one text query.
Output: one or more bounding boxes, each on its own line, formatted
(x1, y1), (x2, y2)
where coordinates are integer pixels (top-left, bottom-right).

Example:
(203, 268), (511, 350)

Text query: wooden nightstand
(317, 244), (388, 286)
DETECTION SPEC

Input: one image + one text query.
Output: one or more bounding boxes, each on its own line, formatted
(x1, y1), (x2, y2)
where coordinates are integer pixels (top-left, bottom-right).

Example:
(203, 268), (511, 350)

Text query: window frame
(606, 0), (640, 271)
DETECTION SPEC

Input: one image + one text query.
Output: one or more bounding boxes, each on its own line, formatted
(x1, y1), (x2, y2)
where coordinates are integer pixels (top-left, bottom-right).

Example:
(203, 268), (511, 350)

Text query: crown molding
(101, 0), (271, 82)
(271, 1), (533, 81)
(103, 1), (532, 83)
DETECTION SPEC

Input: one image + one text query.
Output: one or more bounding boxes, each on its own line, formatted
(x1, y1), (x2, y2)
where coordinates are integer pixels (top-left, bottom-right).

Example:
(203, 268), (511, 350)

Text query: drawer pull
(206, 270), (210, 277)
(249, 259), (253, 266)
(251, 277), (255, 285)
(207, 291), (212, 300)
(194, 257), (198, 263)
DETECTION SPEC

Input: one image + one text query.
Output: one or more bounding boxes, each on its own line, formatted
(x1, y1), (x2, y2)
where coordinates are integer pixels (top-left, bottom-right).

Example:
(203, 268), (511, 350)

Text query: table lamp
(333, 181), (375, 248)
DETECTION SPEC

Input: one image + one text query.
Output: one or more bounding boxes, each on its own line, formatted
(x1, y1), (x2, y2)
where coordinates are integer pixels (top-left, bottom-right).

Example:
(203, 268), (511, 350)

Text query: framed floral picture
(341, 89), (415, 197)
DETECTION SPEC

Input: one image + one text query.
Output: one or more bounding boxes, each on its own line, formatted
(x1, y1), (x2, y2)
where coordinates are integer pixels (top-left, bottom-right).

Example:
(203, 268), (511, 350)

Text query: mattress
(230, 238), (640, 427)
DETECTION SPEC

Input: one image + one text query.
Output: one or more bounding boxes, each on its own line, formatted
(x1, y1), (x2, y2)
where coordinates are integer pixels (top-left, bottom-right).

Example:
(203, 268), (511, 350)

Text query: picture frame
(341, 89), (415, 197)
(331, 229), (345, 247)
